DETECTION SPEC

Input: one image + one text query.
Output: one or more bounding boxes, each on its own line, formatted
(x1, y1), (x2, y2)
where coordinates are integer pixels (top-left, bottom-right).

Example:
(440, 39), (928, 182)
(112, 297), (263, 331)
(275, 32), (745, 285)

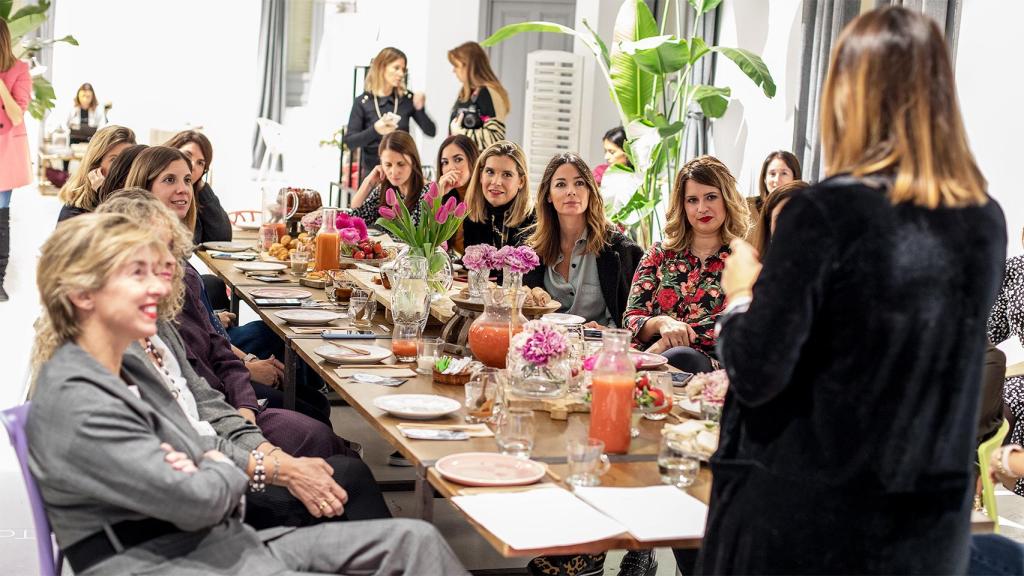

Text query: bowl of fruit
(338, 238), (395, 266)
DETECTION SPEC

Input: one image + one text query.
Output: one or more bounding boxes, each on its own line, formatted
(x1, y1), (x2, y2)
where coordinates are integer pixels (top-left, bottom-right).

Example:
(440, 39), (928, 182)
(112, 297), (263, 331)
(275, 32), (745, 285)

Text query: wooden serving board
(508, 394), (590, 421)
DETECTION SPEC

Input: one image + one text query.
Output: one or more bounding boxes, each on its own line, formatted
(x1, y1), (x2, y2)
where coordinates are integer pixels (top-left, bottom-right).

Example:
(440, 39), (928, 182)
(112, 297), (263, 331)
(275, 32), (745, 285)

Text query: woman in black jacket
(704, 8), (1006, 574)
(462, 140), (534, 251)
(165, 130), (232, 244)
(344, 47), (435, 184)
(524, 153), (641, 328)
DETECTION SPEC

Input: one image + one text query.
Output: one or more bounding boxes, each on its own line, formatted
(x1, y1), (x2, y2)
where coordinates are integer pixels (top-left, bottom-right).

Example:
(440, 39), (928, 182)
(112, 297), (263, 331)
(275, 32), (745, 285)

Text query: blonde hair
(664, 155), (750, 252)
(96, 188), (192, 321)
(528, 153), (610, 265)
(448, 42), (510, 114)
(58, 125), (137, 209)
(125, 146), (198, 231)
(0, 19), (14, 72)
(822, 6), (987, 209)
(365, 47), (406, 95)
(32, 213), (170, 378)
(466, 140), (532, 227)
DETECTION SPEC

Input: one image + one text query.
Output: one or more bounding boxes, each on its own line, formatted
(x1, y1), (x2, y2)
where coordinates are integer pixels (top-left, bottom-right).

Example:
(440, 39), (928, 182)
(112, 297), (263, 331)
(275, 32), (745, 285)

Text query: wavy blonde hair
(58, 125), (137, 209)
(31, 213), (170, 383)
(125, 146), (197, 231)
(96, 188), (192, 321)
(465, 140), (532, 227)
(527, 153), (610, 265)
(664, 155), (750, 252)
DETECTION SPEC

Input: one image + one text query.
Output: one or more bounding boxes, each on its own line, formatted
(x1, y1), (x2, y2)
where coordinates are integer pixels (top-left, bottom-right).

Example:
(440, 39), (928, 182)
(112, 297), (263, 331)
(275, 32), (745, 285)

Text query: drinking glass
(472, 367), (505, 414)
(392, 321), (419, 362)
(259, 224), (278, 250)
(291, 248), (310, 275)
(350, 288), (377, 328)
(495, 408), (535, 458)
(642, 372), (675, 421)
(658, 429), (700, 488)
(416, 337), (444, 374)
(565, 438), (611, 487)
(464, 377), (497, 424)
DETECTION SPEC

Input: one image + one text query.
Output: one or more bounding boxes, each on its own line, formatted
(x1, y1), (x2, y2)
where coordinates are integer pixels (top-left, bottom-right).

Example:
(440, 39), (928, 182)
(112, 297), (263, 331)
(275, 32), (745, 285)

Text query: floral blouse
(623, 242), (730, 359)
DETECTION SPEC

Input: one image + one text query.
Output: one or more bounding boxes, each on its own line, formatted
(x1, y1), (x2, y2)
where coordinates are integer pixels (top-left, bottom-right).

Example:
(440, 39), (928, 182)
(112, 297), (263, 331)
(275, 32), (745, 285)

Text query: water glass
(495, 408), (535, 458)
(658, 430), (700, 488)
(473, 367), (505, 413)
(464, 377), (497, 424)
(565, 438), (611, 487)
(392, 321), (419, 362)
(291, 249), (310, 275)
(259, 224), (278, 250)
(350, 288), (377, 328)
(416, 337), (444, 374)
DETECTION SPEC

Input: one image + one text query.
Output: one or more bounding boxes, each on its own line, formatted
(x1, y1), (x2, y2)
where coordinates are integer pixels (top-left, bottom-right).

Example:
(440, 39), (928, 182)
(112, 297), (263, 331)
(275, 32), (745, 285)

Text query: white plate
(314, 344), (392, 364)
(273, 309), (342, 326)
(202, 241), (255, 253)
(373, 394), (461, 420)
(236, 221), (261, 231)
(541, 313), (586, 326)
(235, 261), (287, 272)
(250, 287), (312, 299)
(435, 452), (546, 486)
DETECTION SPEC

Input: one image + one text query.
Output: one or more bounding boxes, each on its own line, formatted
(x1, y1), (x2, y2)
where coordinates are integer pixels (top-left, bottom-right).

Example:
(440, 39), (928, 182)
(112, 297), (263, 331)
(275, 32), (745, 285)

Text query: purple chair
(1, 403), (62, 576)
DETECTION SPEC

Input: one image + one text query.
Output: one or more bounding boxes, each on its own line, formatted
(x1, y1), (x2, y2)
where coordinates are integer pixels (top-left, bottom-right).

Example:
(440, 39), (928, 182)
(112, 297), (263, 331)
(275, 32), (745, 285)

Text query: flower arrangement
(301, 210), (369, 241)
(375, 182), (466, 280)
(496, 245), (540, 274)
(696, 370), (729, 406)
(462, 244), (499, 272)
(510, 321), (569, 366)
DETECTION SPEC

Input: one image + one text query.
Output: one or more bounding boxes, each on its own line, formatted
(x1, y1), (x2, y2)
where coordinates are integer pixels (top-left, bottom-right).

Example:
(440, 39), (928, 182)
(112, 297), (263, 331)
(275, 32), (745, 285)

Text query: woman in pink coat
(0, 20), (31, 302)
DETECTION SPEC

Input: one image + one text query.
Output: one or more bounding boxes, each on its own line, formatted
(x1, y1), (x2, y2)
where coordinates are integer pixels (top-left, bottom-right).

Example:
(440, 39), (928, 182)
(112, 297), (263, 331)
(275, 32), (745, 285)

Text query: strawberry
(354, 251), (365, 260)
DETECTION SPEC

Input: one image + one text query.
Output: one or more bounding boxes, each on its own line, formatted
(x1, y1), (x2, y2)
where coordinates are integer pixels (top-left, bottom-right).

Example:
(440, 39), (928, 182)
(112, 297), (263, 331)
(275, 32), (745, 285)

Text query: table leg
(283, 341), (297, 411)
(230, 288), (240, 316)
(414, 468), (435, 523)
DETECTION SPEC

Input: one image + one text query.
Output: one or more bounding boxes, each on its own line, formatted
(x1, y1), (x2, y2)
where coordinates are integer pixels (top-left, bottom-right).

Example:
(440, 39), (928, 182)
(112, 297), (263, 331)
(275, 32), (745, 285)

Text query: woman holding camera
(448, 42), (510, 151)
(345, 47), (436, 185)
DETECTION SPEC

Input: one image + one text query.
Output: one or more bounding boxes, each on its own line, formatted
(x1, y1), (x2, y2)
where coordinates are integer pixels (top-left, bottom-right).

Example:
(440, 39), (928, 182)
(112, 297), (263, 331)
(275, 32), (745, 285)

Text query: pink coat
(0, 59), (32, 191)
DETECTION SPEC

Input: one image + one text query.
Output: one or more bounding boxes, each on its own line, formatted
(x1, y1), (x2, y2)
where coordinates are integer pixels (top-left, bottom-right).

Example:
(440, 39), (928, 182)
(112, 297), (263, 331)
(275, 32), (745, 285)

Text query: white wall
(574, 0), (624, 168)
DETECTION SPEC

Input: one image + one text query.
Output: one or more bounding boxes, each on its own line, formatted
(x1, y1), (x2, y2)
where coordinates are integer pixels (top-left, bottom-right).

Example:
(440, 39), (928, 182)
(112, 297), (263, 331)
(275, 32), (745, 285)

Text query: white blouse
(149, 335), (217, 437)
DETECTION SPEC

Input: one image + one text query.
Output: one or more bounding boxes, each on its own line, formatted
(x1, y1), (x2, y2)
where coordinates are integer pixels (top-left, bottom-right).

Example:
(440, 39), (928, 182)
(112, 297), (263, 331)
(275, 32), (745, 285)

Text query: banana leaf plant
(1, 0), (77, 120)
(482, 0), (775, 247)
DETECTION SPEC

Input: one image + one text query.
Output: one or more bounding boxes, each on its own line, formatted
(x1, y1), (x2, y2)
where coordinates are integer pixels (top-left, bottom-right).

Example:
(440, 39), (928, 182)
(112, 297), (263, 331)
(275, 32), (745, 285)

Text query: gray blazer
(28, 342), (295, 575)
(122, 321), (266, 469)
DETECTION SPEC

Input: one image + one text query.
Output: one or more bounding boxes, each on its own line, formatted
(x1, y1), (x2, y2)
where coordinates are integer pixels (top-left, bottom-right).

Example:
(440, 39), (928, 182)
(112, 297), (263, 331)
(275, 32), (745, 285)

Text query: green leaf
(687, 0), (723, 15)
(28, 76), (57, 121)
(481, 21), (576, 47)
(7, 10), (46, 40)
(610, 0), (659, 121)
(32, 75), (55, 100)
(605, 162), (635, 175)
(51, 34), (78, 46)
(689, 37), (710, 64)
(9, 0), (49, 21)
(0, 0), (13, 20)
(581, 18), (610, 68)
(611, 191), (657, 225)
(711, 46), (777, 98)
(691, 85), (731, 118)
(621, 35), (690, 75)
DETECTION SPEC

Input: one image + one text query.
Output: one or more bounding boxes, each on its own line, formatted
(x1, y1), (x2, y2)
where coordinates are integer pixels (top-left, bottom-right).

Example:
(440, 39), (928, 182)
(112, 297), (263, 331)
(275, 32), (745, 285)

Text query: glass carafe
(391, 255), (430, 325)
(314, 208), (340, 272)
(589, 329), (636, 454)
(468, 287), (527, 369)
(262, 184), (298, 240)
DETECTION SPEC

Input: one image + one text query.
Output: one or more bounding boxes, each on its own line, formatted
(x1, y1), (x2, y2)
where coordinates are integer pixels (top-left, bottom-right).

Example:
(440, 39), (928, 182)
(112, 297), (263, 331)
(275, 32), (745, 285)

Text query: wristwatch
(243, 353), (259, 363)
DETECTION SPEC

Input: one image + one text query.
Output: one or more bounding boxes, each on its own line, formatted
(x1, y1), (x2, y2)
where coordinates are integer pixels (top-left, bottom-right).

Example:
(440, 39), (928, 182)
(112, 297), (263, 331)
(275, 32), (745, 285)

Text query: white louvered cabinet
(522, 50), (584, 191)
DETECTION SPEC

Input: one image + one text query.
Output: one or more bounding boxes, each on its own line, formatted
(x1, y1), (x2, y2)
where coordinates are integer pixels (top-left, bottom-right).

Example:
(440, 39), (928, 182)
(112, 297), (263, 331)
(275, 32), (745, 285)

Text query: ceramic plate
(250, 287), (312, 299)
(373, 394), (461, 420)
(236, 221), (261, 231)
(234, 261), (287, 272)
(541, 313), (586, 326)
(273, 309), (342, 326)
(630, 350), (669, 369)
(314, 344), (392, 364)
(435, 452), (547, 487)
(202, 241), (255, 253)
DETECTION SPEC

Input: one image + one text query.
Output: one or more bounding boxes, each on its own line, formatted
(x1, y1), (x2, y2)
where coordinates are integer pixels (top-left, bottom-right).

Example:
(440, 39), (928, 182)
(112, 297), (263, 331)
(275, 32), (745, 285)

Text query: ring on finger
(318, 500), (328, 510)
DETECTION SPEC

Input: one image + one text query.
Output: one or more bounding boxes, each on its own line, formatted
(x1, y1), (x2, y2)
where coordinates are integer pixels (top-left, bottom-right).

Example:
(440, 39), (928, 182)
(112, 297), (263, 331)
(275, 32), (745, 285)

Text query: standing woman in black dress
(447, 41), (510, 151)
(344, 47), (436, 185)
(701, 7), (1007, 574)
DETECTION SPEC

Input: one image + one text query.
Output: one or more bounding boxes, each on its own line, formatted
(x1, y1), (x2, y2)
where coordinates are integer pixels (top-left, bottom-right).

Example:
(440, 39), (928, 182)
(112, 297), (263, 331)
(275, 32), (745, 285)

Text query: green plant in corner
(1, 0), (78, 120)
(482, 0), (775, 247)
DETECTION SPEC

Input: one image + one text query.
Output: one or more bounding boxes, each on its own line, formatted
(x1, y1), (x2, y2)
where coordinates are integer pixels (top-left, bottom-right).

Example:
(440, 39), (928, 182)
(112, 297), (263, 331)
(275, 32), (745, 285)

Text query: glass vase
(509, 357), (569, 399)
(467, 268), (490, 299)
(502, 268), (523, 292)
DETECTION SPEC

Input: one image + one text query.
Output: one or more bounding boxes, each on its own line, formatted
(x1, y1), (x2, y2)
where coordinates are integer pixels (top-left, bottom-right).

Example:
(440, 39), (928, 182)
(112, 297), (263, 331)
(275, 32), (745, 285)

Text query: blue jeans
(969, 534), (1024, 575)
(0, 190), (11, 208)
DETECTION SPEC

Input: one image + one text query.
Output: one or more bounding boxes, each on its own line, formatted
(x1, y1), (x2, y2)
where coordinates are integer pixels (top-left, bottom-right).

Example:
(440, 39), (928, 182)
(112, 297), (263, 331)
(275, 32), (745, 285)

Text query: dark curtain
(251, 0), (287, 170)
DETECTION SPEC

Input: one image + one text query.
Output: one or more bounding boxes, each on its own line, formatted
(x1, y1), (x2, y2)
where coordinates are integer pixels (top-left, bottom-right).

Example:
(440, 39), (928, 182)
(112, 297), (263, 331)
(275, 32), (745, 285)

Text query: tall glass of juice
(589, 329), (636, 454)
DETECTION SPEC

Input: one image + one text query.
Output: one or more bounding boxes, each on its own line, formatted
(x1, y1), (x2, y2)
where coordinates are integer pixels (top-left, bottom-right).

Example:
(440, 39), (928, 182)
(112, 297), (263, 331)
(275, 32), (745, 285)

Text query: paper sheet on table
(451, 489), (627, 550)
(335, 367), (417, 378)
(573, 485), (707, 541)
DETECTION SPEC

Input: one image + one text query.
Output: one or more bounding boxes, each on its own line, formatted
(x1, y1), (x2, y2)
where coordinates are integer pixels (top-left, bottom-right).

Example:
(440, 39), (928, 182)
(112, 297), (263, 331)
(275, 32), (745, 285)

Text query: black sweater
(462, 201), (534, 251)
(344, 90), (436, 170)
(193, 183), (232, 244)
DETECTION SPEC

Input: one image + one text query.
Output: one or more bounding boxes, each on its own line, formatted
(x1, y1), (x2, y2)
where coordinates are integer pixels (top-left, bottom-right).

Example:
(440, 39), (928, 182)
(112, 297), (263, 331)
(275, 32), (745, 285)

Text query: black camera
(456, 105), (482, 129)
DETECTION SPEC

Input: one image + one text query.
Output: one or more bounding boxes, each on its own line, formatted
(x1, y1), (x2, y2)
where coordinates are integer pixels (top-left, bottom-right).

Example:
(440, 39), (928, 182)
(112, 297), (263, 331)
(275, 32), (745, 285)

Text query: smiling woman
(124, 146), (197, 230)
(463, 140), (534, 251)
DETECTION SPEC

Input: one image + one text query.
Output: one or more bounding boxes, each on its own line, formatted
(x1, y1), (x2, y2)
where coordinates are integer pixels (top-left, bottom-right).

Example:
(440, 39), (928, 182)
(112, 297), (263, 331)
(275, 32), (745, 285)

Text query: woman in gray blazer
(28, 214), (467, 575)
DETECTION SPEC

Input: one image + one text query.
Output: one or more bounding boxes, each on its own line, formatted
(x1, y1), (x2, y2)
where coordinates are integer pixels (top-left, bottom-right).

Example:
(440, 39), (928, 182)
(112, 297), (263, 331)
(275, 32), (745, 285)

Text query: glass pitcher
(468, 287), (527, 369)
(391, 255), (431, 325)
(262, 184), (299, 239)
(589, 329), (636, 454)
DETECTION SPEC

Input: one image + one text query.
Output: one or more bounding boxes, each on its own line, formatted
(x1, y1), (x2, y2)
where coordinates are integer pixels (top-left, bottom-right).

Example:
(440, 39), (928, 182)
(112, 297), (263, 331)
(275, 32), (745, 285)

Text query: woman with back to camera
(165, 130), (232, 244)
(65, 82), (107, 140)
(0, 19), (30, 302)
(702, 7), (1006, 573)
(57, 124), (136, 222)
(95, 144), (148, 204)
(435, 134), (479, 253)
(751, 179), (808, 254)
(447, 41), (510, 151)
(344, 47), (436, 184)
(623, 155), (750, 374)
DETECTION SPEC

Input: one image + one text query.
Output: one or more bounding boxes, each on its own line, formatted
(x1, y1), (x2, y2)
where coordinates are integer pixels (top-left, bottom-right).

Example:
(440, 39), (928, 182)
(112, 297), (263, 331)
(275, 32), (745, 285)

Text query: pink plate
(435, 452), (547, 487)
(249, 287), (312, 299)
(630, 350), (669, 369)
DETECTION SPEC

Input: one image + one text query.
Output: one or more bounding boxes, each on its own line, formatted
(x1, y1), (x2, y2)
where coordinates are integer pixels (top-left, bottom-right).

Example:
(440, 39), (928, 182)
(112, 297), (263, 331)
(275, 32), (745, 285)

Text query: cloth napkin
(335, 367), (417, 378)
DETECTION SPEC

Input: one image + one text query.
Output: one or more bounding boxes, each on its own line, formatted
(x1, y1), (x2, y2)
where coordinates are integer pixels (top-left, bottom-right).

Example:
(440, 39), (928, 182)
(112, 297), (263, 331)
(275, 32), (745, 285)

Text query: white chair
(255, 117), (286, 182)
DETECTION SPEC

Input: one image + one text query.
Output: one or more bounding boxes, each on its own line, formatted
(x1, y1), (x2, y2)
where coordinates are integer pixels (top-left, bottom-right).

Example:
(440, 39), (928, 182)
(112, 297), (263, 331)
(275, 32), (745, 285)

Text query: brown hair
(74, 82), (98, 111)
(757, 150), (802, 202)
(664, 155), (750, 252)
(96, 144), (149, 204)
(0, 20), (15, 72)
(164, 130), (214, 182)
(448, 42), (510, 114)
(466, 140), (532, 227)
(822, 6), (986, 208)
(528, 153), (610, 265)
(58, 125), (137, 209)
(125, 146), (197, 231)
(378, 131), (424, 212)
(754, 180), (809, 254)
(435, 134), (480, 199)
(365, 47), (406, 96)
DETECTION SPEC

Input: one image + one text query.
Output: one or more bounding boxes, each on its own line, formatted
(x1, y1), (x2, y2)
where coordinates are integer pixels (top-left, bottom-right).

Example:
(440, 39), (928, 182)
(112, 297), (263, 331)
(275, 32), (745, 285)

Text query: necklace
(372, 90), (400, 120)
(143, 337), (180, 400)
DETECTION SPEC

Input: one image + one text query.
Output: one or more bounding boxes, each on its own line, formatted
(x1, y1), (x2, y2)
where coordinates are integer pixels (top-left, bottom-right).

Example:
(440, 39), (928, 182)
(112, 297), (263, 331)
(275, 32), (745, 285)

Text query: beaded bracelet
(268, 447), (282, 486)
(250, 449), (266, 492)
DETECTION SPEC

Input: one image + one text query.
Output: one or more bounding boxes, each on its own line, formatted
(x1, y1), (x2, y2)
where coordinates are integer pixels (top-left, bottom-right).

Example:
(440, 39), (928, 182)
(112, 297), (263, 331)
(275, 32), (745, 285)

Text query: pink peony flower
(511, 321), (569, 365)
(385, 187), (398, 207)
(335, 213), (369, 240)
(339, 228), (360, 244)
(463, 244), (497, 271)
(502, 245), (540, 273)
(378, 206), (396, 219)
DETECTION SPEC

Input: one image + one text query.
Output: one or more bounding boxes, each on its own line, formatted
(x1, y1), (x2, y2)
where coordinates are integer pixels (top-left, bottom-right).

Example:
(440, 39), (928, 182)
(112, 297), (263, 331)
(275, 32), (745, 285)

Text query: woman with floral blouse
(623, 155), (750, 373)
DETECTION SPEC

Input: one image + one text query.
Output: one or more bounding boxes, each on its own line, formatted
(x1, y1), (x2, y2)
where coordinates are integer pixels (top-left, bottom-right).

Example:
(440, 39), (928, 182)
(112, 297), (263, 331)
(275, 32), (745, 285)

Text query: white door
(484, 0), (576, 148)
